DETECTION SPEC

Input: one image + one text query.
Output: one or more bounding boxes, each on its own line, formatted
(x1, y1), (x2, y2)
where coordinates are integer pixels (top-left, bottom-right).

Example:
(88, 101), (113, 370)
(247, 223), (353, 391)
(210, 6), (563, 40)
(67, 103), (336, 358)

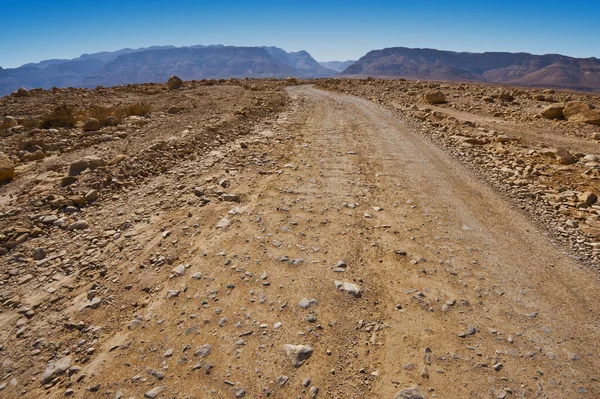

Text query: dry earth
(1, 79), (600, 399)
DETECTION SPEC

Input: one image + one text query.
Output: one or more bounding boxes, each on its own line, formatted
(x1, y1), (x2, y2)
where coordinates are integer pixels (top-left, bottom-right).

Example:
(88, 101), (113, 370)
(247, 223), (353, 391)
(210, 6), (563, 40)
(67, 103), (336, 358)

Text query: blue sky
(1, 0), (598, 68)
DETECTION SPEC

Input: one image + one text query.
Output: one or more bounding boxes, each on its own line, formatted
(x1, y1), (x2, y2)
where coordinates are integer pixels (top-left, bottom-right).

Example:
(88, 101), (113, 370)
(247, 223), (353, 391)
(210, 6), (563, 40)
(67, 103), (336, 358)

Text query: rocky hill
(342, 47), (600, 91)
(0, 45), (336, 96)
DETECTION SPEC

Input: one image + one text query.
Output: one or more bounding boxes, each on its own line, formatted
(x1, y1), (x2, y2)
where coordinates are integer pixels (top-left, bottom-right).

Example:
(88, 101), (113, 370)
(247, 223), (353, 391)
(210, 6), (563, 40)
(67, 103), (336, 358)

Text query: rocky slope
(342, 47), (600, 91)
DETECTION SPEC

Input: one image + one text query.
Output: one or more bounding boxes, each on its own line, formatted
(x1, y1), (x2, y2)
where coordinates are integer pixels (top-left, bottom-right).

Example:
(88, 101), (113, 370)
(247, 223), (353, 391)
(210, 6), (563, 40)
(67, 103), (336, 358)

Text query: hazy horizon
(1, 0), (599, 68)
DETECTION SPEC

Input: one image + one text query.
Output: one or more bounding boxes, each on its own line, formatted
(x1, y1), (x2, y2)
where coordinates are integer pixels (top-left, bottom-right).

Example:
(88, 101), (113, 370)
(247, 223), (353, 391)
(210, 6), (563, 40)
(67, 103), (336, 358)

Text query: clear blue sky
(1, 0), (598, 68)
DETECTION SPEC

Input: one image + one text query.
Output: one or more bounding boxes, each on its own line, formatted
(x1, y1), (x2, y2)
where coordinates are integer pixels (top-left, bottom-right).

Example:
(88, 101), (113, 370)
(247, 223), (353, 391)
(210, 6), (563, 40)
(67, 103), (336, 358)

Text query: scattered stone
(555, 148), (577, 165)
(334, 280), (361, 297)
(33, 248), (46, 260)
(166, 290), (180, 299)
(216, 218), (231, 228)
(84, 190), (99, 203)
(171, 264), (186, 276)
(69, 220), (89, 230)
(144, 386), (166, 398)
(41, 356), (72, 384)
(458, 325), (477, 338)
(394, 387), (426, 399)
(194, 344), (212, 358)
(298, 298), (318, 309)
(282, 344), (314, 367)
(333, 260), (347, 272)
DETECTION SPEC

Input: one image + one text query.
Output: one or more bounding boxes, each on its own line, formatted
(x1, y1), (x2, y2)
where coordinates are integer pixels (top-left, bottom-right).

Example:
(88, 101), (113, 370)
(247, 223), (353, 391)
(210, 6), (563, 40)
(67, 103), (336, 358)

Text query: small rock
(144, 386), (166, 398)
(84, 190), (99, 203)
(334, 280), (361, 297)
(282, 344), (314, 367)
(41, 356), (72, 384)
(166, 290), (180, 299)
(171, 265), (186, 276)
(69, 220), (89, 230)
(393, 387), (426, 399)
(216, 218), (231, 229)
(194, 344), (212, 358)
(556, 148), (577, 165)
(298, 298), (318, 309)
(33, 248), (46, 260)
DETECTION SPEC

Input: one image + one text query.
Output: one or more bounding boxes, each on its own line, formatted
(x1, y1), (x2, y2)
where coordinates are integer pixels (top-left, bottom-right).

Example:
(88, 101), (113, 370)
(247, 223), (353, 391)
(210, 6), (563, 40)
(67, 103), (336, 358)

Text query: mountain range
(0, 45), (338, 96)
(342, 47), (600, 92)
(2, 45), (600, 96)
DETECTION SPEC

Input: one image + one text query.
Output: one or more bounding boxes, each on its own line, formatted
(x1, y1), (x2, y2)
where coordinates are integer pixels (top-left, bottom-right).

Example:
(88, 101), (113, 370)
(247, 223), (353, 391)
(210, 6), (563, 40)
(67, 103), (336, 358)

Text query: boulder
(498, 92), (514, 102)
(167, 75), (183, 90)
(82, 118), (101, 131)
(15, 87), (30, 97)
(0, 152), (15, 183)
(423, 90), (445, 104)
(541, 104), (564, 119)
(569, 109), (600, 125)
(1, 116), (18, 129)
(563, 101), (593, 119)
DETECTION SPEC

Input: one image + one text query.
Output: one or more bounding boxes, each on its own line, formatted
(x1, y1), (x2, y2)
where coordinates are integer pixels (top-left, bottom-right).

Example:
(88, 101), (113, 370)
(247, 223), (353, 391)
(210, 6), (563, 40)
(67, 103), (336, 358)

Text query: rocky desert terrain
(1, 77), (600, 399)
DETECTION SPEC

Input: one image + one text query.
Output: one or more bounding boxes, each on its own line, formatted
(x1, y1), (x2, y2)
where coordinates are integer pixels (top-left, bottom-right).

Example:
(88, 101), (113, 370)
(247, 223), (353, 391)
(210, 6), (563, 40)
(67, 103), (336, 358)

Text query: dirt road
(5, 85), (600, 398)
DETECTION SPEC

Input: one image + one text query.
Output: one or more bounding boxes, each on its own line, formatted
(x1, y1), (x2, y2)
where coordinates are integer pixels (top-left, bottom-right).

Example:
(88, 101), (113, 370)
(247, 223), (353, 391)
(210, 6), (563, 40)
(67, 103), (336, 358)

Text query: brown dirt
(1, 81), (600, 399)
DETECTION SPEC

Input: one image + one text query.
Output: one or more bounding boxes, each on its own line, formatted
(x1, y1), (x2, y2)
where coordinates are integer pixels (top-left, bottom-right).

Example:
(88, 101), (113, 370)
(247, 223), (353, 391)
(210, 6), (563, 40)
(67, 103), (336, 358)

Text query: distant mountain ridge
(0, 45), (337, 96)
(319, 60), (357, 73)
(342, 47), (600, 91)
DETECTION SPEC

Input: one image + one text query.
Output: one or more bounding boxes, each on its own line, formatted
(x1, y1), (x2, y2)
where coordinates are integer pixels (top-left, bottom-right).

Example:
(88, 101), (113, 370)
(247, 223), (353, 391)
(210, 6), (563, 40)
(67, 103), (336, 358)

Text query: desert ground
(1, 78), (600, 399)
